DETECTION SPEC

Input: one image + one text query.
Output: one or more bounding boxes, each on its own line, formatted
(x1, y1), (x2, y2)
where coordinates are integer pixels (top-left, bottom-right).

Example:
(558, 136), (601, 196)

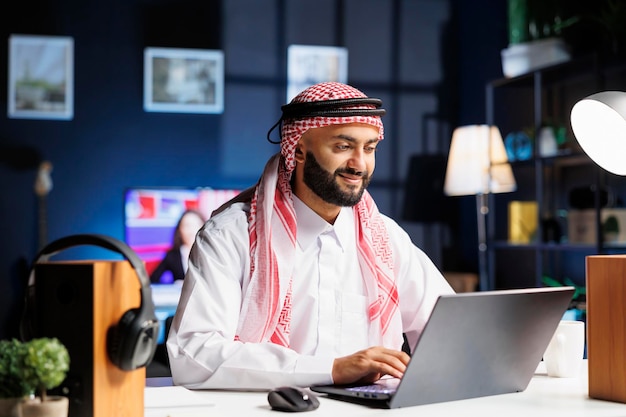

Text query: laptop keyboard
(346, 384), (395, 394)
(346, 377), (400, 395)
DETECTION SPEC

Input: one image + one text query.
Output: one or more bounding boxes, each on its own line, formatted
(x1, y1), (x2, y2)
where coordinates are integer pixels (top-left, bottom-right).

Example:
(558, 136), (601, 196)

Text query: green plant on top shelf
(507, 0), (580, 45)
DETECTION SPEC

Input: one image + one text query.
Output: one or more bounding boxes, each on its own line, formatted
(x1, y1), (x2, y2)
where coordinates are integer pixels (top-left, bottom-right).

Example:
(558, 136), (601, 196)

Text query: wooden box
(586, 255), (626, 402)
(34, 261), (145, 417)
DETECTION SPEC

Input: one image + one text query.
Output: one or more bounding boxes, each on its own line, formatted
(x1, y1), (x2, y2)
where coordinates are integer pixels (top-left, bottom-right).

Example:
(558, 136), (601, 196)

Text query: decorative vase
(538, 126), (558, 157)
(18, 397), (69, 417)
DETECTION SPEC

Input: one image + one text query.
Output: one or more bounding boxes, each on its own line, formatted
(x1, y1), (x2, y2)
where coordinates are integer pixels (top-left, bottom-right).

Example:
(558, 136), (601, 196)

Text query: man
(167, 82), (454, 390)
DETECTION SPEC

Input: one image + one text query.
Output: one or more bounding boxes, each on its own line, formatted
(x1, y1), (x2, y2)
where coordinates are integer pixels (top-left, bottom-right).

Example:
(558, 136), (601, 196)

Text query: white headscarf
(234, 82), (401, 349)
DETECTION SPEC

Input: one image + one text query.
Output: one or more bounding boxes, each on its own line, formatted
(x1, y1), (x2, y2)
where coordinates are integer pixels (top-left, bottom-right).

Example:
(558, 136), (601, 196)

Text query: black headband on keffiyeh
(234, 82), (402, 350)
(266, 97), (387, 144)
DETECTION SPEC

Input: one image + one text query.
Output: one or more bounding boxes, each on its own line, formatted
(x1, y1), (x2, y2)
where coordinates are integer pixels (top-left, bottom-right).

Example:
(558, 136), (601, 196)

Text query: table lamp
(571, 91), (626, 175)
(443, 125), (516, 291)
(570, 90), (626, 403)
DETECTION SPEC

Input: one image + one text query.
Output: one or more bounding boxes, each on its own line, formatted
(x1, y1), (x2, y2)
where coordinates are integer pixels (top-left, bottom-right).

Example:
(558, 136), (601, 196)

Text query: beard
(302, 151), (371, 207)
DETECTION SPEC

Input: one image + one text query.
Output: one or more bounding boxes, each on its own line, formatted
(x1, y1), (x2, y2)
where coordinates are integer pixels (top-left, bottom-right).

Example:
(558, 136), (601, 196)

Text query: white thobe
(167, 197), (454, 390)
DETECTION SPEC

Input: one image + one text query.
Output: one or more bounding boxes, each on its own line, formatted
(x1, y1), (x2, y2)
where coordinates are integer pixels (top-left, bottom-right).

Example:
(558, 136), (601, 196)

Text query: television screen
(124, 187), (240, 283)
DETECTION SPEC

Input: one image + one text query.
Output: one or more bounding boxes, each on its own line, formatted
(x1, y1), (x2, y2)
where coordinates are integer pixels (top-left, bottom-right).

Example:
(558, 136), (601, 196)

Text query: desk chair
(147, 316), (173, 377)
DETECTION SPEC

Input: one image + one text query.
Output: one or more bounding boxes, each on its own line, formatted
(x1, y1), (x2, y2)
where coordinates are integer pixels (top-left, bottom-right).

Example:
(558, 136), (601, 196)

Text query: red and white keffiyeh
(235, 82), (401, 349)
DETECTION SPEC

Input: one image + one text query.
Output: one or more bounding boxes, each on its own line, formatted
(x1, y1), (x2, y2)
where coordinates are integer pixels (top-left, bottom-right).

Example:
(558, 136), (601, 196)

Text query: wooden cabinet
(485, 55), (626, 294)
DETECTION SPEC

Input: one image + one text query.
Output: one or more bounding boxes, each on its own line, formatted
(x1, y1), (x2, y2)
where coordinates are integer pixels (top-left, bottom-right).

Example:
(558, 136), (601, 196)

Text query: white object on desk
(543, 320), (585, 378)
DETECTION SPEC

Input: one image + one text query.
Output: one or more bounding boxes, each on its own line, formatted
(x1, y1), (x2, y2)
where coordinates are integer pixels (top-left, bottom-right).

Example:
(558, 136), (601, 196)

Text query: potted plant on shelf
(0, 337), (70, 417)
(503, 0), (579, 77)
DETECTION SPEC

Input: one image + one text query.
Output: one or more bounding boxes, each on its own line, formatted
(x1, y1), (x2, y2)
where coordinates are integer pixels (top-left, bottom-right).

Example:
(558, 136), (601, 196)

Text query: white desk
(145, 361), (626, 416)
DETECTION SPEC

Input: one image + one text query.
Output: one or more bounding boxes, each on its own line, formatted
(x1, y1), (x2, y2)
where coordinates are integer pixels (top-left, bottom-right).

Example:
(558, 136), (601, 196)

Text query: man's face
(297, 123), (380, 207)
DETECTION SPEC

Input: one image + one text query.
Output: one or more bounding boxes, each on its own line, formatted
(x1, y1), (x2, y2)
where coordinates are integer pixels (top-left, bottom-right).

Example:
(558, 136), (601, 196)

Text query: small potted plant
(0, 337), (70, 417)
(502, 0), (579, 77)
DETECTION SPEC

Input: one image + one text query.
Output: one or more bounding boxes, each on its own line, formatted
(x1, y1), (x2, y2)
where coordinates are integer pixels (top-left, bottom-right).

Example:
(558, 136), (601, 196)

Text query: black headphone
(21, 233), (160, 371)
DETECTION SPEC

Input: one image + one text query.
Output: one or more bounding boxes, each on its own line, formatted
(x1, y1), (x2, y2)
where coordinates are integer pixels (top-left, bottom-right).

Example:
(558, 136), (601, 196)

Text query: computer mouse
(267, 386), (320, 412)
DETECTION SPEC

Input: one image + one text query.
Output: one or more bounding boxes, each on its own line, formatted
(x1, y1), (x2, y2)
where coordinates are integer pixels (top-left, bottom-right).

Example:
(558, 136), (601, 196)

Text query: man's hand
(331, 346), (410, 385)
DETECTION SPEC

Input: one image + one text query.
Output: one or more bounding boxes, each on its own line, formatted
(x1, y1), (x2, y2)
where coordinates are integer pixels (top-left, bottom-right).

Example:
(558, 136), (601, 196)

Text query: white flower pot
(501, 38), (571, 78)
(17, 397), (69, 417)
(0, 398), (21, 417)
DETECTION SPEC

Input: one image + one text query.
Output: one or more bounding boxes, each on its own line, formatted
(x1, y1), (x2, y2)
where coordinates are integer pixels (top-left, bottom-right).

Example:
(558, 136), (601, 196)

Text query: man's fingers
(332, 346), (410, 385)
(372, 348), (410, 370)
(373, 350), (408, 378)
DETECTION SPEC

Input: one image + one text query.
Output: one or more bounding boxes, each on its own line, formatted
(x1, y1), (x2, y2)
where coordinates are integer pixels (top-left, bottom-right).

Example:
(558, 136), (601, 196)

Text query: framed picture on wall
(8, 35), (74, 120)
(144, 47), (224, 114)
(286, 45), (348, 102)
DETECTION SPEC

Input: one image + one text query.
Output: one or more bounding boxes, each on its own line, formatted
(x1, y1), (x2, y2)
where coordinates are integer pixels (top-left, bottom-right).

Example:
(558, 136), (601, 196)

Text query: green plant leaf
(0, 338), (70, 400)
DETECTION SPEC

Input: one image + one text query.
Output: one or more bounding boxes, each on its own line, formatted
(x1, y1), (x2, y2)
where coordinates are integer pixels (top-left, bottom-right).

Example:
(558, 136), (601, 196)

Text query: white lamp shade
(571, 91), (626, 176)
(444, 125), (517, 196)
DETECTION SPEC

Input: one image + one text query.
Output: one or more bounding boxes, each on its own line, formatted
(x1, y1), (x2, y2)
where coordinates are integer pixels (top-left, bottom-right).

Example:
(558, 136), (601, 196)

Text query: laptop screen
(312, 287), (575, 408)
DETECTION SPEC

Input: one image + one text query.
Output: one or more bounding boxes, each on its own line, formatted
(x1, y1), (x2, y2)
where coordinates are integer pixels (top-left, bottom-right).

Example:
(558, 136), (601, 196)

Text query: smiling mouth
(338, 173), (363, 184)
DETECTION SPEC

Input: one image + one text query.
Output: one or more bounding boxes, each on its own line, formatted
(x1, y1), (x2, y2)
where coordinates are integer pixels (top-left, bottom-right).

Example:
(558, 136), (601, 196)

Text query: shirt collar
(293, 195), (353, 252)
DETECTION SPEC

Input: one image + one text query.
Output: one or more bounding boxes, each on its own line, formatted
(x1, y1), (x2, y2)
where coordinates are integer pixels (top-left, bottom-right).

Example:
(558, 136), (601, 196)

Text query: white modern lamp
(444, 125), (516, 291)
(570, 90), (626, 403)
(571, 91), (626, 175)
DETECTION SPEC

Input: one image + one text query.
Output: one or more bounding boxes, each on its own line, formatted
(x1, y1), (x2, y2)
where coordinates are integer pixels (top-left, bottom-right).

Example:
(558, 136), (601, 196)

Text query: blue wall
(0, 0), (509, 339)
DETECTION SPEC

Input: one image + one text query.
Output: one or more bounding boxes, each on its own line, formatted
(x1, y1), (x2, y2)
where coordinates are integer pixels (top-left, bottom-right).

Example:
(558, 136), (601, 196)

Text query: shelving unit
(484, 55), (626, 293)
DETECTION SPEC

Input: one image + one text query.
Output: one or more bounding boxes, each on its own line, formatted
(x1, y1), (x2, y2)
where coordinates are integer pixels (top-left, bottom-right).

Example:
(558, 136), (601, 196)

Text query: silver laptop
(311, 286), (575, 408)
